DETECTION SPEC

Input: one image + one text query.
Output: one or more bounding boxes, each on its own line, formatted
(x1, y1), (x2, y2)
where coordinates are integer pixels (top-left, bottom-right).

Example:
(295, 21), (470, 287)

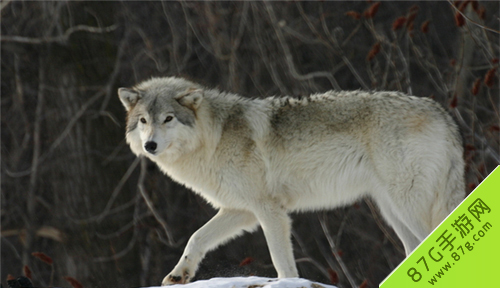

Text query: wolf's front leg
(162, 209), (258, 285)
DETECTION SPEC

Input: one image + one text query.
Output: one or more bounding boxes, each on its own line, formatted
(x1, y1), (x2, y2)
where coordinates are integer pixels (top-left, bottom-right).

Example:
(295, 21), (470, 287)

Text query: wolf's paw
(161, 269), (191, 286)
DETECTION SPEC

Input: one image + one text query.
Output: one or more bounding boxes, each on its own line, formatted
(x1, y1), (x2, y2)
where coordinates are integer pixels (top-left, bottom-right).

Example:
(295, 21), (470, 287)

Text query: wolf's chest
(158, 159), (252, 209)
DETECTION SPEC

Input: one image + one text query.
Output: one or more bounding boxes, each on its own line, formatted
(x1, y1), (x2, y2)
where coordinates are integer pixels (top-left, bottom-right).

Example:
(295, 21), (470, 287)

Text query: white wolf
(118, 77), (465, 285)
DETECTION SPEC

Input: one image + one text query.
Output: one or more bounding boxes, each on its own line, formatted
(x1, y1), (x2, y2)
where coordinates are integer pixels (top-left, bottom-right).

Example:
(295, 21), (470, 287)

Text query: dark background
(1, 1), (499, 287)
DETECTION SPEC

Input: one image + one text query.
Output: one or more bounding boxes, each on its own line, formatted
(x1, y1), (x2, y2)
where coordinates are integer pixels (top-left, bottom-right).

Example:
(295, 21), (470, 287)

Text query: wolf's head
(118, 77), (204, 161)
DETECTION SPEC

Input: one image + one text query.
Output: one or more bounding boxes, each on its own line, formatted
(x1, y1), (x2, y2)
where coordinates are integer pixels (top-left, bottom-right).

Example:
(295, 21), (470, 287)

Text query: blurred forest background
(1, 1), (499, 288)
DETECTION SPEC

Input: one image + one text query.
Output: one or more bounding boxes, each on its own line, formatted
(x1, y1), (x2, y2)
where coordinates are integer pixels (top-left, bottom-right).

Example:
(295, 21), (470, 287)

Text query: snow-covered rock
(145, 277), (337, 288)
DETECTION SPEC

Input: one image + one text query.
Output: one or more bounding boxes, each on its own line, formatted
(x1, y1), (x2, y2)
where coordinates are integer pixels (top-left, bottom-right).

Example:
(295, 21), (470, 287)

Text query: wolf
(118, 77), (465, 285)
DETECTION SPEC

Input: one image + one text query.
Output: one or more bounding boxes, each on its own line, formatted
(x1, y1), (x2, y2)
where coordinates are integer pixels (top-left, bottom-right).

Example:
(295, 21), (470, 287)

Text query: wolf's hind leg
(376, 202), (422, 255)
(252, 203), (299, 279)
(162, 209), (258, 286)
(376, 185), (433, 256)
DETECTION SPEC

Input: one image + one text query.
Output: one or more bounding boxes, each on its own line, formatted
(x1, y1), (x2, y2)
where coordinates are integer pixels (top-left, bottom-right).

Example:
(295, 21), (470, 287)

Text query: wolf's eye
(140, 117), (147, 124)
(164, 116), (173, 123)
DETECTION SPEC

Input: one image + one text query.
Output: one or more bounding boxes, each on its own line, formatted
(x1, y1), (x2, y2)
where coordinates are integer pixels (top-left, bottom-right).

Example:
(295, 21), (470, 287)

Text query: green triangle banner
(380, 166), (499, 287)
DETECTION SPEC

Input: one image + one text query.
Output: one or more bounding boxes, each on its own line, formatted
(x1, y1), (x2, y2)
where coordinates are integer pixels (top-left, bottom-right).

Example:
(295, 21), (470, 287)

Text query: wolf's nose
(144, 141), (157, 153)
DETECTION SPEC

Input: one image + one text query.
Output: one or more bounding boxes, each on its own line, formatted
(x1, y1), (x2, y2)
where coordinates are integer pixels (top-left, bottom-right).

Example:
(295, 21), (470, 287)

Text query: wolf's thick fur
(118, 77), (465, 285)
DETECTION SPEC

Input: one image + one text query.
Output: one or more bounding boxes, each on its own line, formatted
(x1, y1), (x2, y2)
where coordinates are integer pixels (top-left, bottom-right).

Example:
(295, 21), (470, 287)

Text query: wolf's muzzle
(144, 141), (157, 154)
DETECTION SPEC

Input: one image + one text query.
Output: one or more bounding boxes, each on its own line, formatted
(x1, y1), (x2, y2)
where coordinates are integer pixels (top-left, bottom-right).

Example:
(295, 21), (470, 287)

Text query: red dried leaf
(336, 249), (344, 257)
(364, 2), (381, 19)
(32, 252), (53, 265)
(484, 68), (497, 87)
(491, 58), (499, 64)
(64, 276), (83, 288)
(345, 11), (361, 20)
(409, 5), (420, 13)
(359, 279), (369, 288)
(327, 268), (339, 284)
(490, 125), (500, 132)
(450, 59), (456, 67)
(453, 1), (462, 8)
(407, 22), (414, 33)
(421, 20), (430, 33)
(470, 0), (479, 12)
(465, 144), (476, 152)
(458, 0), (470, 12)
(367, 42), (381, 61)
(23, 265), (32, 279)
(471, 78), (481, 95)
(406, 12), (418, 27)
(7, 274), (15, 281)
(392, 16), (406, 31)
(467, 182), (477, 191)
(449, 93), (458, 108)
(478, 162), (485, 173)
(239, 257), (255, 267)
(455, 12), (465, 27)
(477, 6), (485, 20)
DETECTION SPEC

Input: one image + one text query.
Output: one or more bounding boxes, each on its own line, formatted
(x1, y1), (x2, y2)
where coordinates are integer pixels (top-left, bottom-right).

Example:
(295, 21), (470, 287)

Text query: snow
(145, 277), (337, 288)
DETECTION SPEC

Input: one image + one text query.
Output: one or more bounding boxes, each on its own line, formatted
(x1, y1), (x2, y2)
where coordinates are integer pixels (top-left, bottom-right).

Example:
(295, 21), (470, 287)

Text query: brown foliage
(421, 20), (430, 33)
(23, 266), (32, 279)
(359, 279), (369, 288)
(367, 42), (381, 61)
(477, 6), (486, 20)
(455, 12), (465, 27)
(467, 182), (477, 192)
(471, 78), (481, 95)
(32, 252), (54, 265)
(406, 12), (418, 28)
(364, 2), (380, 19)
(64, 276), (84, 288)
(239, 257), (255, 267)
(470, 0), (479, 11)
(327, 268), (339, 285)
(345, 11), (361, 20)
(458, 0), (470, 12)
(392, 17), (406, 31)
(450, 93), (458, 108)
(484, 68), (497, 87)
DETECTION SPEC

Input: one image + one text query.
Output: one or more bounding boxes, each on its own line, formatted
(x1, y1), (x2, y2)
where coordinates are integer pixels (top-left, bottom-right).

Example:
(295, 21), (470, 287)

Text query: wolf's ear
(175, 88), (203, 111)
(118, 88), (141, 111)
